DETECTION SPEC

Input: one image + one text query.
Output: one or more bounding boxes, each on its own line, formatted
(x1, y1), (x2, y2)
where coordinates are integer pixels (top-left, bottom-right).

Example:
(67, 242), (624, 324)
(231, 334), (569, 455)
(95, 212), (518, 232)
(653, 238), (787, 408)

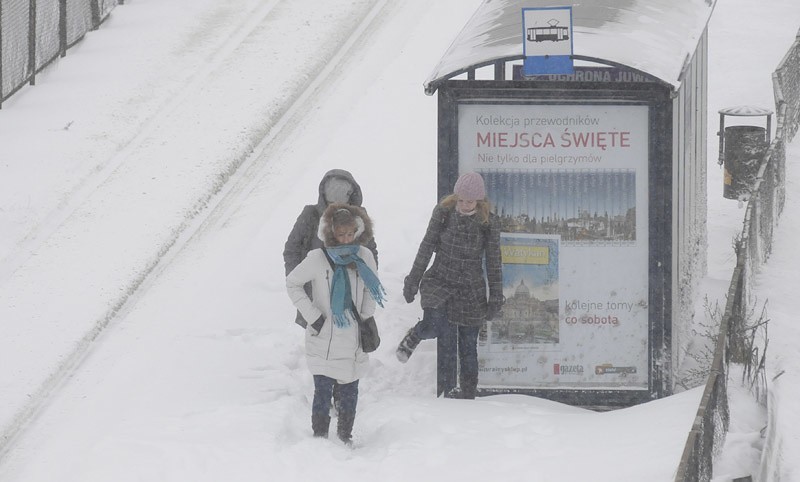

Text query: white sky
(0, 0), (799, 480)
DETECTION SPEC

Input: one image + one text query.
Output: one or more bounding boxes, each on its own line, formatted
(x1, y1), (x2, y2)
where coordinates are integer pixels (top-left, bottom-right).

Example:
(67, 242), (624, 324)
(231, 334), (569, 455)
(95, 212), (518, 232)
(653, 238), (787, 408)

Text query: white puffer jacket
(286, 203), (378, 383)
(286, 246), (377, 383)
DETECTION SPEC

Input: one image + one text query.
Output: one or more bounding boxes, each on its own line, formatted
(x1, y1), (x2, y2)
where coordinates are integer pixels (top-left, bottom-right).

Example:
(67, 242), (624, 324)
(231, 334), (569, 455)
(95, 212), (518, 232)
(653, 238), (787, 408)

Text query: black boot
(396, 328), (421, 363)
(460, 381), (477, 400)
(337, 411), (356, 446)
(312, 413), (331, 438)
(460, 370), (479, 400)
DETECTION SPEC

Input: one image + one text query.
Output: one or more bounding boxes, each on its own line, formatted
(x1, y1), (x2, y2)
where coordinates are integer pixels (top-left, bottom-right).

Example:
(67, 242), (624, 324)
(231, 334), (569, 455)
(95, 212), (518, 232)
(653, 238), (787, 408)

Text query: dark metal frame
(435, 75), (674, 407)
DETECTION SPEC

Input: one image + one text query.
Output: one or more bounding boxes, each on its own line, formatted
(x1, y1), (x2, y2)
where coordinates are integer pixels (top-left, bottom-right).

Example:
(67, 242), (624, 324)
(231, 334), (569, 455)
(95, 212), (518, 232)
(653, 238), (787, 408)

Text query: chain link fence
(0, 0), (119, 107)
(674, 28), (800, 482)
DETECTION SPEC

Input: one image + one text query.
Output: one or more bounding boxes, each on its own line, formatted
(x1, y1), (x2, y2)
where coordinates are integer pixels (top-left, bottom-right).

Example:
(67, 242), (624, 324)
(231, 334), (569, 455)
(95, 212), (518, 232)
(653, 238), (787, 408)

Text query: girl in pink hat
(396, 171), (503, 399)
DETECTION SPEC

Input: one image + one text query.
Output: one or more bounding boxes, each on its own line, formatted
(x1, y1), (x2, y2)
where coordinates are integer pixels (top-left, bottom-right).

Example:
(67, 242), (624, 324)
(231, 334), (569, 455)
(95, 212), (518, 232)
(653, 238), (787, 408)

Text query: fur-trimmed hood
(318, 203), (374, 247)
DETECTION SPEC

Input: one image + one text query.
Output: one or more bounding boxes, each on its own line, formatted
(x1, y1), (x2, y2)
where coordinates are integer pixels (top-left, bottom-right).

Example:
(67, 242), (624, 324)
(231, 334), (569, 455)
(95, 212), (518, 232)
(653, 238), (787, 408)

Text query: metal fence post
(90, 0), (100, 29)
(59, 0), (67, 58)
(28, 0), (36, 86)
(1, 0), (4, 108)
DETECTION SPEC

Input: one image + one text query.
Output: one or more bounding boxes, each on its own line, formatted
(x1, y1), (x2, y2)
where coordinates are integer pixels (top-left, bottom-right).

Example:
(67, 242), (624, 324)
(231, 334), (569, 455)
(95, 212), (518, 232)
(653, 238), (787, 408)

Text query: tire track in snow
(0, 0), (285, 287)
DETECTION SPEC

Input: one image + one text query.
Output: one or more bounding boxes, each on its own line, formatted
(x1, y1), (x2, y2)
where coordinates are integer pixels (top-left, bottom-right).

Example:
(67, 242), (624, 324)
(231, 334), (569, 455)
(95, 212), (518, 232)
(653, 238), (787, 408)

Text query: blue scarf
(326, 245), (386, 328)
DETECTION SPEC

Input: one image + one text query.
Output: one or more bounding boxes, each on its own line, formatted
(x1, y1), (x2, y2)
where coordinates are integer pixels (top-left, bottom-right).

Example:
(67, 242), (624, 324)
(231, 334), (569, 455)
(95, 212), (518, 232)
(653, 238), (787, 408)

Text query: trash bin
(717, 106), (772, 200)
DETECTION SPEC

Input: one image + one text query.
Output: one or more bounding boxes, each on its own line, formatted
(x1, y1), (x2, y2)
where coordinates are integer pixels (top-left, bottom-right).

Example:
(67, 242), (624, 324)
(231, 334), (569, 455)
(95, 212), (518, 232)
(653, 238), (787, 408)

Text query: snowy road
(0, 0), (385, 459)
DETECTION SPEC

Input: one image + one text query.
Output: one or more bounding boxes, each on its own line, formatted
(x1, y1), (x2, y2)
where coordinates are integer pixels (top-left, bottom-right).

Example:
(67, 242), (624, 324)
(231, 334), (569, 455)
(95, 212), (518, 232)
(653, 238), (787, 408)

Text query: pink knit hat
(453, 172), (486, 201)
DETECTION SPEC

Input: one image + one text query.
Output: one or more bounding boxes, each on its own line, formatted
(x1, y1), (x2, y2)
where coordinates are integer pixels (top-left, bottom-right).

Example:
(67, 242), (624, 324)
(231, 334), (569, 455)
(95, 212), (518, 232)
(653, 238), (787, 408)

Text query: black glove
(486, 298), (504, 321)
(309, 315), (325, 336)
(294, 310), (308, 329)
(403, 276), (419, 304)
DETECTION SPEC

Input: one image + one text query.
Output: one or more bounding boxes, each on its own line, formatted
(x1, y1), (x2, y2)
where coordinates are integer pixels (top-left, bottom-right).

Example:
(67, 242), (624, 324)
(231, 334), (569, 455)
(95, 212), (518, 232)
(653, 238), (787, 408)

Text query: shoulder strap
(321, 248), (336, 270)
(442, 205), (452, 221)
(439, 206), (452, 231)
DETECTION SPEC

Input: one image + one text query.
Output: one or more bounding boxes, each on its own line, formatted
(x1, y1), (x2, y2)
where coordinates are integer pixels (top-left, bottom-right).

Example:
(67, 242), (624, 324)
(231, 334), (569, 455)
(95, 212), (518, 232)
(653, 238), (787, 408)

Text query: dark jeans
(412, 307), (480, 397)
(312, 375), (358, 416)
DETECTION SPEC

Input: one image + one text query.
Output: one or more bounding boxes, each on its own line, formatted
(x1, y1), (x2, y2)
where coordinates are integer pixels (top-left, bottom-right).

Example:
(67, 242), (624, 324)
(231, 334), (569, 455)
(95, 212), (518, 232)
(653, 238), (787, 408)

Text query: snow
(0, 0), (798, 480)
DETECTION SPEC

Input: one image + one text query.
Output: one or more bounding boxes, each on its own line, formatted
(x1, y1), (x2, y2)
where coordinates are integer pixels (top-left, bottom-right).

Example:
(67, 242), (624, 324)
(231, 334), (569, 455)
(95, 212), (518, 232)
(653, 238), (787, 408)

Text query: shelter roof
(424, 0), (717, 94)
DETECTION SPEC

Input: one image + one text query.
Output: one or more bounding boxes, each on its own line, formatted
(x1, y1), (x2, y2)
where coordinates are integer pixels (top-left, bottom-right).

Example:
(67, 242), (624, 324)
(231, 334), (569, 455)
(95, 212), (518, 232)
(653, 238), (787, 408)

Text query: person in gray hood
(283, 169), (379, 328)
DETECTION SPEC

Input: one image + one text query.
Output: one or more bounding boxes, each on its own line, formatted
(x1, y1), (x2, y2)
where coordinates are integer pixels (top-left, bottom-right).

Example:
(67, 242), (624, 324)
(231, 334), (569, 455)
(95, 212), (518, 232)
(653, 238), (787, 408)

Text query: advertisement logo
(553, 363), (584, 375)
(594, 364), (637, 376)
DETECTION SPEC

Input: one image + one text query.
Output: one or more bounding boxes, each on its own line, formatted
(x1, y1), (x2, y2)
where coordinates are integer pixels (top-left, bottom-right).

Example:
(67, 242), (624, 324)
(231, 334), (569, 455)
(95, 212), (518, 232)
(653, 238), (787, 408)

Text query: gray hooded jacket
(283, 169), (378, 326)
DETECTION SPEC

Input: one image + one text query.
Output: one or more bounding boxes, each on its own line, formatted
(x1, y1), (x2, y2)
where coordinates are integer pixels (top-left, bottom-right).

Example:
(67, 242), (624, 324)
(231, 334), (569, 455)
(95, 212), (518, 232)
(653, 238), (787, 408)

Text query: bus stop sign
(522, 6), (574, 76)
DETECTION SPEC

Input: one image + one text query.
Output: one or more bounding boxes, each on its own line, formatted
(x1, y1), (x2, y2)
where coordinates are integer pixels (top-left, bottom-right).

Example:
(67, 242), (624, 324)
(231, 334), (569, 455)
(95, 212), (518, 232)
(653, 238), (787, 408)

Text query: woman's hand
(487, 296), (505, 321)
(309, 315), (326, 335)
(403, 276), (419, 303)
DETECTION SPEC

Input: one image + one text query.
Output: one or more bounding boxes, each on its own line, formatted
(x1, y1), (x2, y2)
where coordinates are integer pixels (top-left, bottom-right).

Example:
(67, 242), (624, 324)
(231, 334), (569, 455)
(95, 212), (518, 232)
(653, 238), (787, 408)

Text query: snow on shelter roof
(423, 0), (717, 95)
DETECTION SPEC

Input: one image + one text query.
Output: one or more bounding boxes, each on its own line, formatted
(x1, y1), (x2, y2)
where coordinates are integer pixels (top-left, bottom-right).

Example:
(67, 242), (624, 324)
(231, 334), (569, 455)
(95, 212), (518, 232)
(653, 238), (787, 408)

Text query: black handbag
(351, 300), (380, 353)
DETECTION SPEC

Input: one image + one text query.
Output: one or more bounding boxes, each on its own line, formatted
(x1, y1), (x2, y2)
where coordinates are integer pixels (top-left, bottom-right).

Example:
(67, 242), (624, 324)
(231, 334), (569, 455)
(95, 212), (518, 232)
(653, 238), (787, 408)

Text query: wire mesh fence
(674, 28), (800, 482)
(0, 0), (118, 107)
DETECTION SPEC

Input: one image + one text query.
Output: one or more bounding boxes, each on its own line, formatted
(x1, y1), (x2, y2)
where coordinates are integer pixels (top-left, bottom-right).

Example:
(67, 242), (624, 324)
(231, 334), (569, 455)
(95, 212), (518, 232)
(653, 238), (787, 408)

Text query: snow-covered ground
(0, 0), (798, 480)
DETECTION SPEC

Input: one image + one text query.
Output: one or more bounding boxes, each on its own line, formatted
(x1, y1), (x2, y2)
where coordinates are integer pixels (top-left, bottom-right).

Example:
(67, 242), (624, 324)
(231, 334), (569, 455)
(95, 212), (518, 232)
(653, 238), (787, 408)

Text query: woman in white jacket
(286, 203), (384, 445)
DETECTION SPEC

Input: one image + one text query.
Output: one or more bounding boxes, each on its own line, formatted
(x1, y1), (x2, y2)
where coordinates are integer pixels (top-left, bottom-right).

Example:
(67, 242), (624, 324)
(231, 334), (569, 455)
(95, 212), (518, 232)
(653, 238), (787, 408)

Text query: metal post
(0, 0), (4, 108)
(59, 0), (67, 58)
(90, 0), (100, 29)
(766, 114), (772, 141)
(494, 61), (505, 81)
(717, 113), (725, 165)
(28, 0), (36, 86)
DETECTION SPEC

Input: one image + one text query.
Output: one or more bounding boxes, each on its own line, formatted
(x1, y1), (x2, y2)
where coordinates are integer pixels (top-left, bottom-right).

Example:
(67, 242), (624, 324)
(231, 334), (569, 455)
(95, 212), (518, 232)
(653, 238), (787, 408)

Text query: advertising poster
(465, 103), (650, 390)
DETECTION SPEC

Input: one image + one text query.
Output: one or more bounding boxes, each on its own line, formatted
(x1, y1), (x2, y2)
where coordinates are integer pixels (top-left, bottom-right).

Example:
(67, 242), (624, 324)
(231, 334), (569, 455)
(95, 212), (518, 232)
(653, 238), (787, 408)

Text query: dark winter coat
(283, 169), (378, 327)
(407, 205), (502, 326)
(283, 169), (378, 274)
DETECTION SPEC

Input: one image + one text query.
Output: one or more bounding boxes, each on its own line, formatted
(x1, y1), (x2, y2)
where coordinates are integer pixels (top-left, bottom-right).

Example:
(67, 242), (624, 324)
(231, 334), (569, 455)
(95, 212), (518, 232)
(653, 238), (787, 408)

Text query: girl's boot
(337, 411), (355, 446)
(312, 413), (331, 438)
(396, 329), (421, 363)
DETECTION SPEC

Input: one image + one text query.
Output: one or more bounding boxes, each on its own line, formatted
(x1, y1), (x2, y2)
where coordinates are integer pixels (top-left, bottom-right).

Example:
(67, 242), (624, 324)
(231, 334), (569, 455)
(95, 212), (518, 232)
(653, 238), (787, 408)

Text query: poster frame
(435, 76), (673, 407)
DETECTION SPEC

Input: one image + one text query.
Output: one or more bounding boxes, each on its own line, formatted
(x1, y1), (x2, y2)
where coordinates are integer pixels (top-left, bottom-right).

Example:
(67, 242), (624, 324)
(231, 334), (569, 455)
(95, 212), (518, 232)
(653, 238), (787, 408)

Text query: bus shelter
(425, 0), (716, 407)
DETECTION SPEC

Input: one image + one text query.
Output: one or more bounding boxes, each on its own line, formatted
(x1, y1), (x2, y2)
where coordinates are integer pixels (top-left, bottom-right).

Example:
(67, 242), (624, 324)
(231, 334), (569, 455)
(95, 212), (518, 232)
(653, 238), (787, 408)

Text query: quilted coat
(407, 204), (502, 326)
(285, 205), (377, 383)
